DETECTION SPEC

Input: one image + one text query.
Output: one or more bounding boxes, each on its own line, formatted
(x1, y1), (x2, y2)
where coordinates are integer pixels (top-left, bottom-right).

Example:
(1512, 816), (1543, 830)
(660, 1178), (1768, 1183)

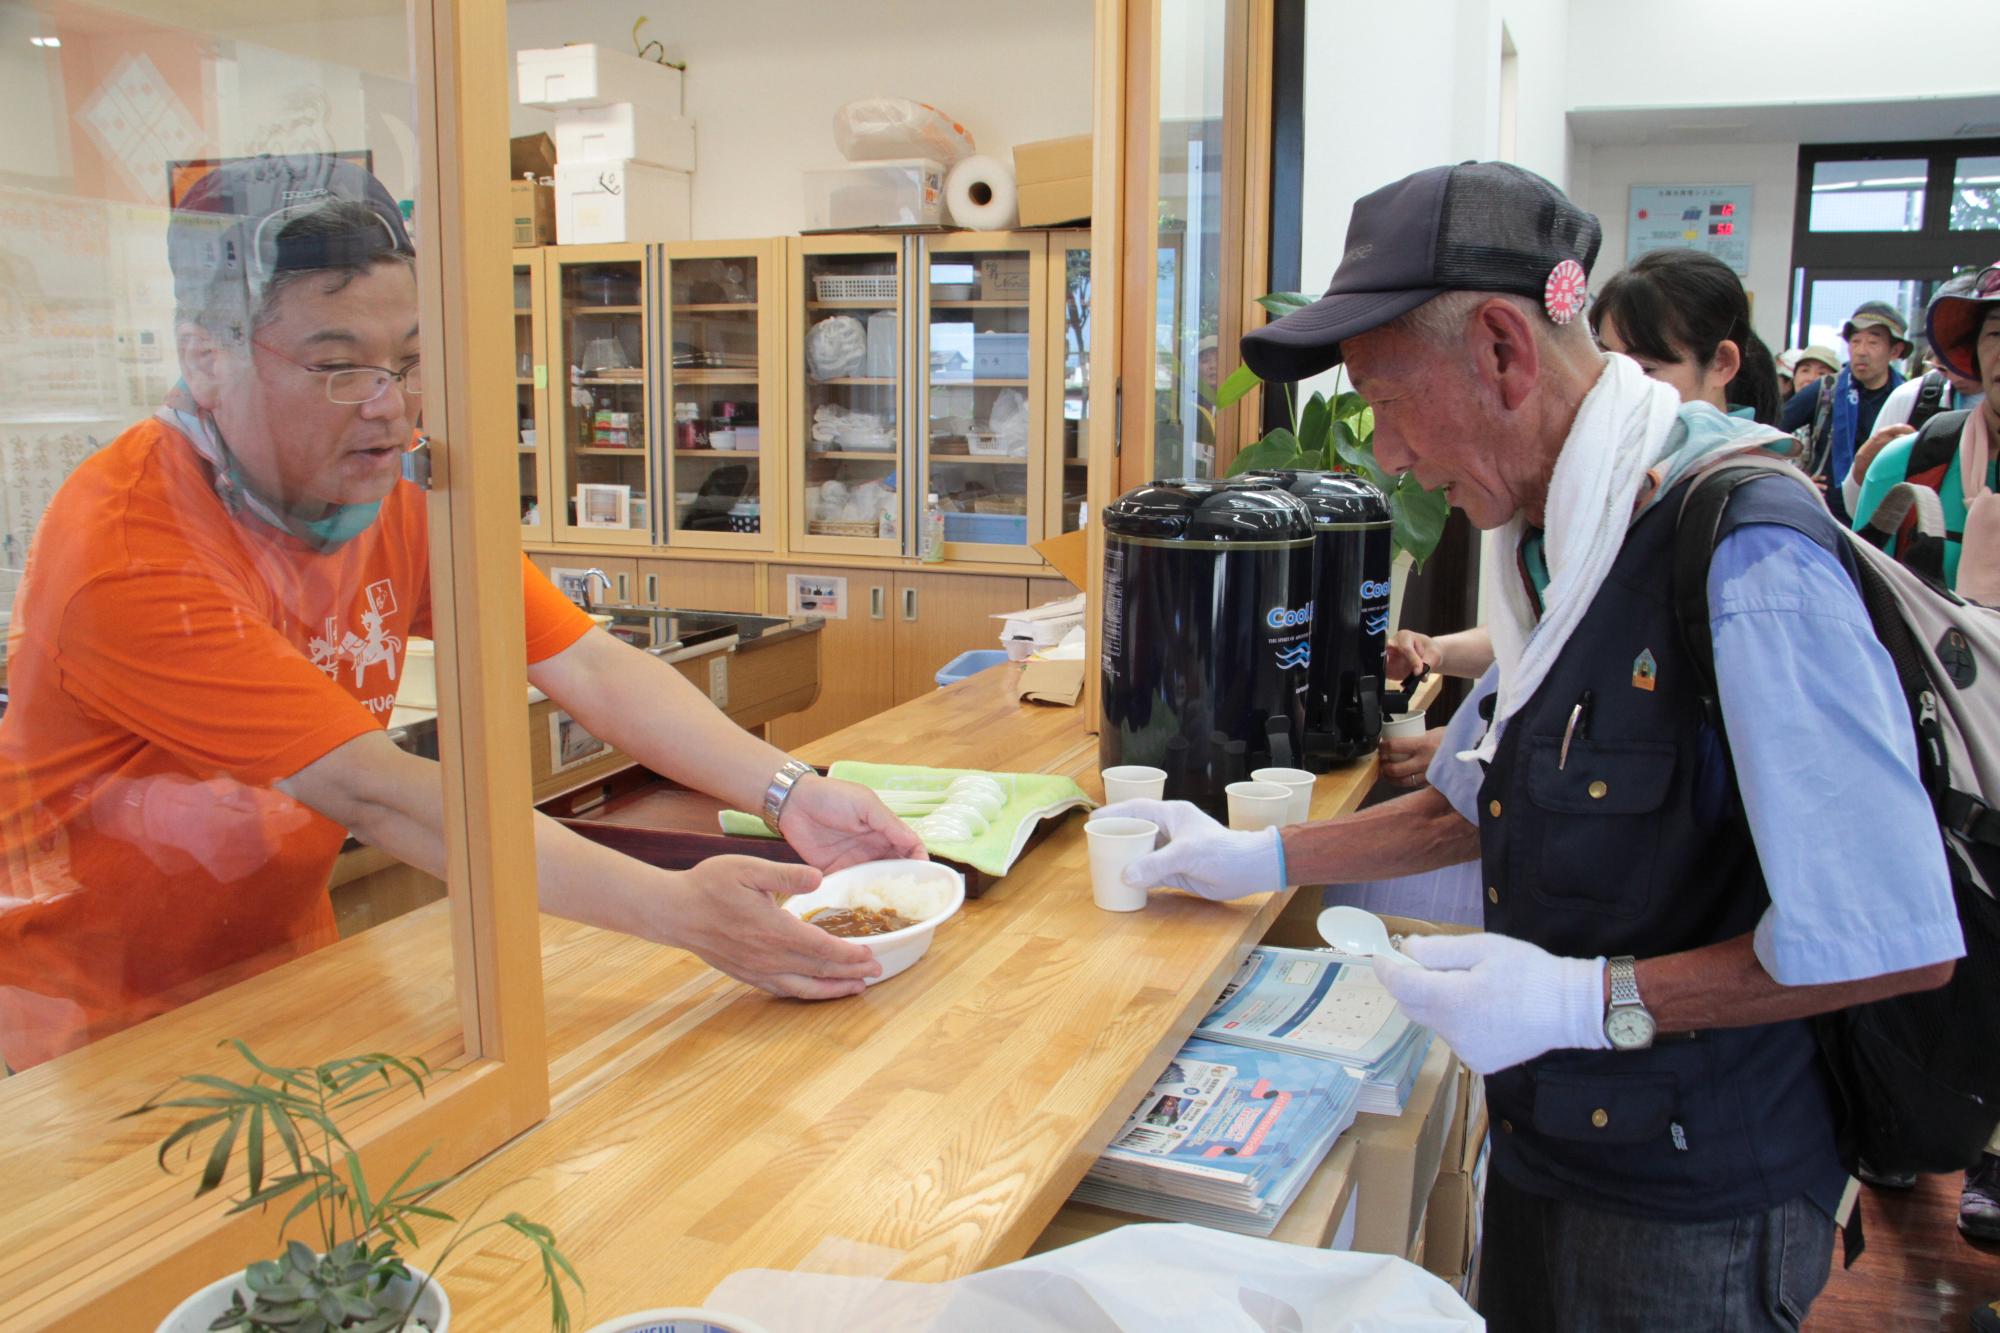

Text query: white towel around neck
(1462, 354), (1682, 763)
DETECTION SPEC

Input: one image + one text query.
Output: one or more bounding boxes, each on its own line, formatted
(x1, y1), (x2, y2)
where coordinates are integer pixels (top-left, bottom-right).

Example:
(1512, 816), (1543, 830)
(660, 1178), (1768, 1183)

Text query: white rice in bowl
(844, 870), (955, 925)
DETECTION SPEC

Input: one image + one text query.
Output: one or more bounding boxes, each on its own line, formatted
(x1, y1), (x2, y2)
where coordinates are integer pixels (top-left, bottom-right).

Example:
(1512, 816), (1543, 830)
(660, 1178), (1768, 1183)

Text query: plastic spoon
(1316, 906), (1420, 968)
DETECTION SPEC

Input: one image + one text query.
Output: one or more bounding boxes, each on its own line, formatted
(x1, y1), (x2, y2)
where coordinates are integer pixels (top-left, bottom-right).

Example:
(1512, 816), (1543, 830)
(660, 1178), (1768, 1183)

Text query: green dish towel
(719, 761), (1093, 878)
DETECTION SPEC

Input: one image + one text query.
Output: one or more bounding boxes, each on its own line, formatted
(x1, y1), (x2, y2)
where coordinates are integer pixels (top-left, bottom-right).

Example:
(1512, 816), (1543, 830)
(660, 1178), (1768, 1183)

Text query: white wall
(1566, 0), (2000, 111)
(505, 0), (1094, 240)
(1297, 0), (1570, 400)
(1569, 140), (1799, 351)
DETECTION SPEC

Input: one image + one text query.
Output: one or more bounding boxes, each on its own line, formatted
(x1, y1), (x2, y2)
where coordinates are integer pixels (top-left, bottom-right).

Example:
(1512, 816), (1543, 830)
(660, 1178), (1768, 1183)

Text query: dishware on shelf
(1083, 816), (1157, 912)
(581, 336), (631, 373)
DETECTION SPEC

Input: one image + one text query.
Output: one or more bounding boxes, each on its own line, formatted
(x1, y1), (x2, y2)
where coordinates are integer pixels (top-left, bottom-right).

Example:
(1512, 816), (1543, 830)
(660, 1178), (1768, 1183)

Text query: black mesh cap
(167, 154), (413, 320)
(1241, 161), (1602, 381)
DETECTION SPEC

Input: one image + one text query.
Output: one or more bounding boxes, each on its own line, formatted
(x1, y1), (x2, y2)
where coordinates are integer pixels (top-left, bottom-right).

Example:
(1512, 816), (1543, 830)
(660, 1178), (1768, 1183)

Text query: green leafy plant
(1218, 291), (1451, 567)
(127, 1043), (581, 1332)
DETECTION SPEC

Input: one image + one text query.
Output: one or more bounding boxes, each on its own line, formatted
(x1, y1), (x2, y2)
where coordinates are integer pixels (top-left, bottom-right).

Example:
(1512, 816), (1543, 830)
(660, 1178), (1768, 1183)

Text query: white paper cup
(1101, 764), (1167, 804)
(1085, 816), (1157, 911)
(1381, 711), (1428, 740)
(1225, 781), (1292, 831)
(1252, 767), (1316, 825)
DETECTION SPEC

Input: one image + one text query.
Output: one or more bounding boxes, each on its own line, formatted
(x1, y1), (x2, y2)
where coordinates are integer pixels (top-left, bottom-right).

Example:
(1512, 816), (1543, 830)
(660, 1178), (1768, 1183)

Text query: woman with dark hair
(1588, 247), (1783, 425)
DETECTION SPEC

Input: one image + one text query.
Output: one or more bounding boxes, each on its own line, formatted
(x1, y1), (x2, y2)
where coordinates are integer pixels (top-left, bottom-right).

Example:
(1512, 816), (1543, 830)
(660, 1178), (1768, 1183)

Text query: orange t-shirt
(0, 417), (593, 1069)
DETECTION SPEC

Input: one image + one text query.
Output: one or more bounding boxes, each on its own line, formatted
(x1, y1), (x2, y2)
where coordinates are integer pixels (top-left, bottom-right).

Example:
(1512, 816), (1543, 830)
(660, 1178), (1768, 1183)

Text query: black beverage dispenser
(1249, 470), (1393, 769)
(1099, 479), (1315, 814)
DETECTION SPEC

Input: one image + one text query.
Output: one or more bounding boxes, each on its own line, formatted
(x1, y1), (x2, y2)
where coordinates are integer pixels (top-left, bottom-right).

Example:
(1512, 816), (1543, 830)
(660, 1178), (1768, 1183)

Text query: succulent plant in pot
(130, 1042), (581, 1333)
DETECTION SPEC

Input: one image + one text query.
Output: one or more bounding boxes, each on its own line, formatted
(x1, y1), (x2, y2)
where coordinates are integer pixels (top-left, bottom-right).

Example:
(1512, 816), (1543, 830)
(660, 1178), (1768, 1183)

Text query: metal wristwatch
(761, 759), (815, 835)
(1603, 956), (1657, 1050)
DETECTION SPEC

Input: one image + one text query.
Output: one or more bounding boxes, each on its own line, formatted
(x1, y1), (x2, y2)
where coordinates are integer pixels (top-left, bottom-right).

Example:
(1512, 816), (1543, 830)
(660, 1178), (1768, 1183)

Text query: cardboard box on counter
(1018, 176), (1090, 228)
(510, 178), (555, 247)
(1440, 1060), (1486, 1172)
(1345, 1038), (1460, 1258)
(1423, 1115), (1490, 1282)
(1017, 657), (1083, 707)
(1015, 134), (1092, 183)
(510, 132), (557, 181)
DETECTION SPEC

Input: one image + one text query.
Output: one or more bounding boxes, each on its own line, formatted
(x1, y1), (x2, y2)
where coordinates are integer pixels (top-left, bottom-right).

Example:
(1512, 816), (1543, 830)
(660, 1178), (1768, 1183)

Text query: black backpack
(1673, 460), (2000, 1208)
(1906, 370), (1954, 434)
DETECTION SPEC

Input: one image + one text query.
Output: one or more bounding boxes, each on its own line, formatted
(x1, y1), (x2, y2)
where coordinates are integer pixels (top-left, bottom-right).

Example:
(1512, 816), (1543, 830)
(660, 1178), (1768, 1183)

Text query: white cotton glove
(1372, 933), (1610, 1075)
(1094, 798), (1287, 902)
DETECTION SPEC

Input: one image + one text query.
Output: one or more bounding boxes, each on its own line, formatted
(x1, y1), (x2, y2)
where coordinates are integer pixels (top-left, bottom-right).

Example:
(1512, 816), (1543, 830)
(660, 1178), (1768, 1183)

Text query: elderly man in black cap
(1098, 162), (1961, 1331)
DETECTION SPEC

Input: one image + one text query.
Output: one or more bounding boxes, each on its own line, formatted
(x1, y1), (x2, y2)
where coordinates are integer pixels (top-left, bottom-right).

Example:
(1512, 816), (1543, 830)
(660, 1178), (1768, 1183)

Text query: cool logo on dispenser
(1359, 579), (1391, 637)
(1268, 602), (1313, 670)
(1265, 603), (1314, 629)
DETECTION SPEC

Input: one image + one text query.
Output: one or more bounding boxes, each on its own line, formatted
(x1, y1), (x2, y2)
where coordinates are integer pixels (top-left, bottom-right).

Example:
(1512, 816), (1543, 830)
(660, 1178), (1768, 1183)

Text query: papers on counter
(1198, 946), (1434, 1115)
(1069, 1039), (1365, 1236)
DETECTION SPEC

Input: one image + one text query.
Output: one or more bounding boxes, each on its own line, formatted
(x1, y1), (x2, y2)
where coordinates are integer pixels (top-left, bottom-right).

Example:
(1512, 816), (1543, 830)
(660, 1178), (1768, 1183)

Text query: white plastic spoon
(1316, 906), (1420, 968)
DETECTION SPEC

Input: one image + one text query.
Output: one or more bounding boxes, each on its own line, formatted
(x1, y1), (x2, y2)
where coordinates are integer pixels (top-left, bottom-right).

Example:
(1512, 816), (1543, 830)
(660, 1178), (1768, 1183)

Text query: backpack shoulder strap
(1671, 457), (1841, 721)
(1907, 408), (1971, 485)
(1909, 371), (1949, 431)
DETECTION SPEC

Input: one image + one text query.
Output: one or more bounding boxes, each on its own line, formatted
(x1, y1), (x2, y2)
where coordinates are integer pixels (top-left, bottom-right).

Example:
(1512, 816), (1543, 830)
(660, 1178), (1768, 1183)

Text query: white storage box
(555, 160), (691, 244)
(553, 105), (696, 171)
(974, 332), (1030, 379)
(803, 159), (944, 231)
(517, 44), (683, 111)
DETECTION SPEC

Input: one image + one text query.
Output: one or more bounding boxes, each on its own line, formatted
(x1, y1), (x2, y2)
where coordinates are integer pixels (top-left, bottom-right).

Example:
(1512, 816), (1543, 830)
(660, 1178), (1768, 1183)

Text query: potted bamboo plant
(131, 1042), (580, 1333)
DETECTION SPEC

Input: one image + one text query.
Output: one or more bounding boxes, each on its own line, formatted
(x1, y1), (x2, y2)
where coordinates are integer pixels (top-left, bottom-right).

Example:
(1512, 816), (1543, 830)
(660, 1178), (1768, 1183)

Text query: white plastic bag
(805, 315), (867, 381)
(988, 388), (1030, 456)
(834, 97), (976, 166)
(704, 1223), (1481, 1332)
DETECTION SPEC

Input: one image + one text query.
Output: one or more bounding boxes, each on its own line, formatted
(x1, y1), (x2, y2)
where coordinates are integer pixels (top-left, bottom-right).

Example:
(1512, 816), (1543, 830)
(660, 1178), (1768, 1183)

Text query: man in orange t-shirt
(0, 156), (917, 1069)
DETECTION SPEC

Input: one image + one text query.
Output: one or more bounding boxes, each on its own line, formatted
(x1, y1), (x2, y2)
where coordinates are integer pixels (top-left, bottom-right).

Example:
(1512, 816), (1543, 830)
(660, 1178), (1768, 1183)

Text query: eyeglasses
(252, 337), (422, 405)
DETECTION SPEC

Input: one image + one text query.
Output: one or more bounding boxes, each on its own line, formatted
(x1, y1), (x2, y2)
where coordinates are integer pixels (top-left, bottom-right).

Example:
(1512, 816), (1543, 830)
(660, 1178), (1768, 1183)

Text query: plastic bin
(973, 331), (1030, 379)
(803, 159), (945, 230)
(935, 649), (1009, 687)
(943, 511), (1027, 545)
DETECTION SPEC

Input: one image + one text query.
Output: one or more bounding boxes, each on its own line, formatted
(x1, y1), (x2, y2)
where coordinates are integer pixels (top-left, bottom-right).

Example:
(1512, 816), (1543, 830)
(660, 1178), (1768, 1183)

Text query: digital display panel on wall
(1627, 184), (1753, 274)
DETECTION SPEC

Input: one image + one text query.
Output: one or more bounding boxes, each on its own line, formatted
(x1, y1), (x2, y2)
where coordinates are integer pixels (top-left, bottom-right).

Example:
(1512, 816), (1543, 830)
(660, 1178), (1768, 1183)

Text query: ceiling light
(29, 35), (59, 48)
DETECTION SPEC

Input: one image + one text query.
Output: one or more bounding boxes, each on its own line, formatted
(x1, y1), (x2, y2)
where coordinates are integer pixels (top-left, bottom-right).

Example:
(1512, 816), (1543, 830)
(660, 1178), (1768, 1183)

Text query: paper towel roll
(946, 155), (1018, 230)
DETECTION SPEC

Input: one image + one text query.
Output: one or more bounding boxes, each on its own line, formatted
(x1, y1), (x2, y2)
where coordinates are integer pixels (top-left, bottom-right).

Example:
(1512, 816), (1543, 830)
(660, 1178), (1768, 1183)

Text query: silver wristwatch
(761, 759), (815, 834)
(1604, 956), (1657, 1051)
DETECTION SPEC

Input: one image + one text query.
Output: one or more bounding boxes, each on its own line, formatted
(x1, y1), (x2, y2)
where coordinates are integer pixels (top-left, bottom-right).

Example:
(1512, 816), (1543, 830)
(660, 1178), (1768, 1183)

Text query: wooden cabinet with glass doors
(787, 231), (1065, 565)
(920, 232), (1048, 564)
(513, 249), (555, 543)
(1045, 230), (1091, 536)
(548, 244), (655, 545)
(661, 240), (785, 550)
(789, 234), (909, 558)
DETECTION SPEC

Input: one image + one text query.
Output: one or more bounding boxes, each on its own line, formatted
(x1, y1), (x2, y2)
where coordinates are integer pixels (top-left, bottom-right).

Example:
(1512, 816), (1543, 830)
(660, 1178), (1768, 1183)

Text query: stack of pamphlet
(1070, 1038), (1365, 1235)
(1195, 946), (1434, 1115)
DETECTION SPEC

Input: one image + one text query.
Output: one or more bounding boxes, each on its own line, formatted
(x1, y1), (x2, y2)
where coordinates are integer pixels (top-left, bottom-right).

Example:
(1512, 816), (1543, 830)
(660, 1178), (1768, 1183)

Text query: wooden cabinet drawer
(891, 571), (1027, 705)
(635, 557), (759, 612)
(765, 565), (895, 749)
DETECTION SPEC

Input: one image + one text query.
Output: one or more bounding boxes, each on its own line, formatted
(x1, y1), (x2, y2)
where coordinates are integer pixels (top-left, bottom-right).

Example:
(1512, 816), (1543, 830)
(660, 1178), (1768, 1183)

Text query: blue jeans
(1480, 1169), (1835, 1332)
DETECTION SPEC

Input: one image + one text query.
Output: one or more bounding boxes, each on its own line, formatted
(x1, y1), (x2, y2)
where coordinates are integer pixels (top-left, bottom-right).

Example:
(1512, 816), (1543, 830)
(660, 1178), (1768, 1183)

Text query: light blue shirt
(1417, 527), (1961, 983)
(1708, 522), (1963, 983)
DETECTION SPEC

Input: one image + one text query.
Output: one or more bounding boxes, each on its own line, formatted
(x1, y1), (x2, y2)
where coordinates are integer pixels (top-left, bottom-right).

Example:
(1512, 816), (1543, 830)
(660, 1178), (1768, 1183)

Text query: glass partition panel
(1153, 0), (1227, 480)
(0, 0), (475, 1313)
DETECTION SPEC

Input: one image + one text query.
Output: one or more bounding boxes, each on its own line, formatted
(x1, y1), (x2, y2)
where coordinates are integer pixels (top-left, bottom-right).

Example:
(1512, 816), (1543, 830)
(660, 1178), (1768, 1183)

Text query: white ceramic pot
(583, 1309), (773, 1333)
(157, 1265), (449, 1332)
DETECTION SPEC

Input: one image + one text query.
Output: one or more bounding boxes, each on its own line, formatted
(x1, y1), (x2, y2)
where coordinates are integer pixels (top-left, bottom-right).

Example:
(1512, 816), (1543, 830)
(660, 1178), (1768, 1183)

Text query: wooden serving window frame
(0, 5), (552, 1327)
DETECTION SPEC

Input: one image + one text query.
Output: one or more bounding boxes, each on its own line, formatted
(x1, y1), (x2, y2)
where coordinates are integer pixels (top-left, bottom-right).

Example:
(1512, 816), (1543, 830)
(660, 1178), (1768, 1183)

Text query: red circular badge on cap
(1544, 259), (1587, 325)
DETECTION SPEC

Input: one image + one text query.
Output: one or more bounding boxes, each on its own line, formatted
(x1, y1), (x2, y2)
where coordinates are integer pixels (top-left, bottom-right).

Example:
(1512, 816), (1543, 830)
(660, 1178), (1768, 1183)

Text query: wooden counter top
(414, 663), (1381, 1324)
(0, 663), (1382, 1328)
